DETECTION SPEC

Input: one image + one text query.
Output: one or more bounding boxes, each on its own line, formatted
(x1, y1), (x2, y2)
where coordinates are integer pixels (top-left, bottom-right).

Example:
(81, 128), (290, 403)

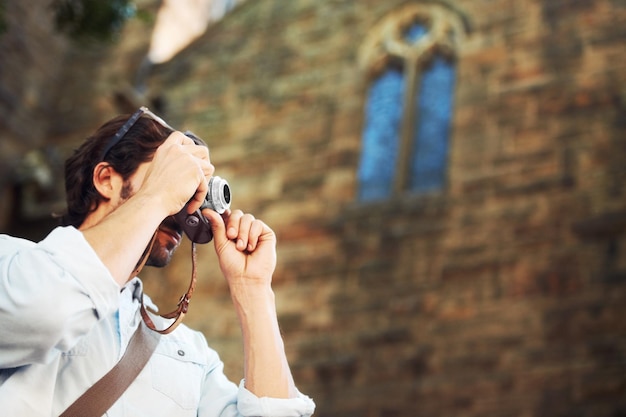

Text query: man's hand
(139, 132), (214, 217)
(201, 208), (297, 399)
(202, 209), (277, 287)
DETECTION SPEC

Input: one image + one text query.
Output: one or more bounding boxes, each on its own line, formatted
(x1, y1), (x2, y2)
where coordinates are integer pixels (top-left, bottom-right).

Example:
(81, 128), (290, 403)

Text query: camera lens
(223, 184), (231, 204)
(205, 176), (231, 214)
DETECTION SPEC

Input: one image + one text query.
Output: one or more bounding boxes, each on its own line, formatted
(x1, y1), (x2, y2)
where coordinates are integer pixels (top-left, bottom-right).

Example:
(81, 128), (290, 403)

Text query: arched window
(357, 3), (467, 202)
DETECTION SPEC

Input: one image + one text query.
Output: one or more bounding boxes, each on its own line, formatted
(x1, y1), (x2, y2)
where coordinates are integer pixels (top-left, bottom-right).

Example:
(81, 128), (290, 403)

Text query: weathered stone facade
(1, 0), (625, 416)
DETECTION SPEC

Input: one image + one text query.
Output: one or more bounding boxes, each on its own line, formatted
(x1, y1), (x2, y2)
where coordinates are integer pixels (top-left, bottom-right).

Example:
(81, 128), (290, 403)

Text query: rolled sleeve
(236, 380), (316, 417)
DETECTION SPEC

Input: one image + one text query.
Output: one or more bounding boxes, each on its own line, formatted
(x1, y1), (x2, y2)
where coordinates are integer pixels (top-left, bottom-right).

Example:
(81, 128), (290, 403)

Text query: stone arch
(357, 2), (471, 200)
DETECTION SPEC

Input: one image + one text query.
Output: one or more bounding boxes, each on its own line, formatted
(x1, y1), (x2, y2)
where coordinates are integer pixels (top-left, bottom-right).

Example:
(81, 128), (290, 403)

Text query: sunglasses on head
(100, 106), (205, 161)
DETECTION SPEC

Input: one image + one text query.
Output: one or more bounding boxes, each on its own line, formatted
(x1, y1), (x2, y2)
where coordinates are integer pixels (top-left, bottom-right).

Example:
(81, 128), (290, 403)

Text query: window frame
(357, 3), (469, 201)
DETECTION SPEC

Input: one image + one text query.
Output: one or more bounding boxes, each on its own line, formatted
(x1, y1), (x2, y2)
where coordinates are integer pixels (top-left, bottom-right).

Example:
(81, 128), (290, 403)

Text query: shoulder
(0, 226), (83, 253)
(0, 233), (36, 250)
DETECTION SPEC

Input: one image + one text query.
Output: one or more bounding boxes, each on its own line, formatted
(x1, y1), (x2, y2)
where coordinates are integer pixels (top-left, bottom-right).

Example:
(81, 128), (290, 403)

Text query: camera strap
(59, 319), (160, 417)
(126, 229), (198, 335)
(140, 241), (198, 334)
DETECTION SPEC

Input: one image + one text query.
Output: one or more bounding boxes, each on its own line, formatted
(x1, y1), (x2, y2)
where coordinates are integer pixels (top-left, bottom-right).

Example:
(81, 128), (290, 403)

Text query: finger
(187, 187), (207, 213)
(187, 143), (210, 161)
(181, 142), (214, 178)
(201, 208), (227, 249)
(199, 159), (215, 179)
(163, 131), (192, 146)
(225, 209), (242, 240)
(186, 164), (209, 214)
(235, 213), (255, 251)
(246, 219), (265, 251)
(181, 134), (196, 145)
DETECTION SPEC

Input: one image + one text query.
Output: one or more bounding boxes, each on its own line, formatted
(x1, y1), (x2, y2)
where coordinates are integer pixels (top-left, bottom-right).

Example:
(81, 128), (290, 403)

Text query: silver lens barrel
(205, 176), (231, 214)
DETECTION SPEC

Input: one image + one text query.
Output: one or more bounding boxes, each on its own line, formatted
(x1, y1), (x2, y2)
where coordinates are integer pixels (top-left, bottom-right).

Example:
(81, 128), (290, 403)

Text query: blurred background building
(1, 0), (625, 416)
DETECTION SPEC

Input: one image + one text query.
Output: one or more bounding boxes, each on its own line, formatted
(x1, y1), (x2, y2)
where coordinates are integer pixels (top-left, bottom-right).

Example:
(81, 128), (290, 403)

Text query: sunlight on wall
(148, 0), (244, 64)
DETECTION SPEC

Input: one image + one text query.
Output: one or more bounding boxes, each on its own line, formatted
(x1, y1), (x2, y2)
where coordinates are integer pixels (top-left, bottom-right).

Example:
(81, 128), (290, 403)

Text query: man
(0, 108), (315, 416)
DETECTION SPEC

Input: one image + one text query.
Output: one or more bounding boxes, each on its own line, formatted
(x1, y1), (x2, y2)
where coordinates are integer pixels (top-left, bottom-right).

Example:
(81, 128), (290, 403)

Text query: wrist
(132, 188), (174, 220)
(230, 281), (274, 302)
(230, 284), (276, 319)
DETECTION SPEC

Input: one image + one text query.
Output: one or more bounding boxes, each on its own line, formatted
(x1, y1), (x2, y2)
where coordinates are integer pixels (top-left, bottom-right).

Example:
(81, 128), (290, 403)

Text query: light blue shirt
(0, 227), (314, 416)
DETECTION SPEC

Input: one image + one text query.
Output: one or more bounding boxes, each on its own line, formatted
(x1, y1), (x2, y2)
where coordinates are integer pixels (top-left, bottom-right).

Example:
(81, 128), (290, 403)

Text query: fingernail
(237, 239), (245, 249)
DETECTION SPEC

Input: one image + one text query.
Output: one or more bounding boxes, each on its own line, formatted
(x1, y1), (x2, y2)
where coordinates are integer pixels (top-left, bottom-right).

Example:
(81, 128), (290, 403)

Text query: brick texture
(1, 0), (626, 416)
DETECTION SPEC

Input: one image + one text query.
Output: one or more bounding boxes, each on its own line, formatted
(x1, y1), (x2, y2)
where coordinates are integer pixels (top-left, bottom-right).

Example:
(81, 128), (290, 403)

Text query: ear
(92, 162), (123, 200)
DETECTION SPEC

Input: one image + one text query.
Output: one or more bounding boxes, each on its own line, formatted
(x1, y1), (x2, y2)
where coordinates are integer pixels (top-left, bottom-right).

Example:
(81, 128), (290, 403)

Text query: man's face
(146, 215), (183, 267)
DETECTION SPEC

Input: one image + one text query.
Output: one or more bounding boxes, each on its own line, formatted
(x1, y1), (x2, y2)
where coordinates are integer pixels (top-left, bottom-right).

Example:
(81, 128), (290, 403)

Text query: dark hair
(61, 113), (173, 228)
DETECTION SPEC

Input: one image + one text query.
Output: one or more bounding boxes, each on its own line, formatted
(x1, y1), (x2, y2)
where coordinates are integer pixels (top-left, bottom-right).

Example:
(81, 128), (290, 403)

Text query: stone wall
(1, 0), (625, 416)
(146, 1), (626, 416)
(0, 0), (160, 237)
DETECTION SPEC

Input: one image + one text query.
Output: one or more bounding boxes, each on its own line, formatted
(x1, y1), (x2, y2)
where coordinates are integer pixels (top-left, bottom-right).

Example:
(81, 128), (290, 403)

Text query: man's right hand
(138, 132), (215, 217)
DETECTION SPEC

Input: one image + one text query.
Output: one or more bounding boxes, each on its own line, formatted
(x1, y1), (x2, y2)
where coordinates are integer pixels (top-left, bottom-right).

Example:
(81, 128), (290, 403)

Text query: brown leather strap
(131, 231), (158, 279)
(60, 321), (160, 417)
(140, 241), (198, 334)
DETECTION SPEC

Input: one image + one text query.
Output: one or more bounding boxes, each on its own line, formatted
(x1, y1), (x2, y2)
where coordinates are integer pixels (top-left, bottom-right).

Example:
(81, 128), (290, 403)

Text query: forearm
(205, 208), (300, 399)
(81, 192), (168, 286)
(232, 284), (297, 399)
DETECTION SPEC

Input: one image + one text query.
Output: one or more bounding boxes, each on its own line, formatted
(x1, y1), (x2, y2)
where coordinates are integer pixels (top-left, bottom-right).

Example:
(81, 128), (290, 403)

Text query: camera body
(174, 176), (231, 244)
(172, 131), (231, 244)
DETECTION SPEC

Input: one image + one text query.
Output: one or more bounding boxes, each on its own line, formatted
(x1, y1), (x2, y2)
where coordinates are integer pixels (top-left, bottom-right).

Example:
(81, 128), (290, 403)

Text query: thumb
(201, 209), (229, 249)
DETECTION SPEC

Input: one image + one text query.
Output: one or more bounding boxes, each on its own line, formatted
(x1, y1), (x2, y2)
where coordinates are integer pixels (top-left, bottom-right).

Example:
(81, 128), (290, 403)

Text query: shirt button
(177, 349), (185, 356)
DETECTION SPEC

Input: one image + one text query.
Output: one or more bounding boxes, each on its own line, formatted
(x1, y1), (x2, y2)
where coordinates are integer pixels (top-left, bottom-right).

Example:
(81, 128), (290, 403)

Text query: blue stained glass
(410, 56), (456, 192)
(405, 22), (427, 43)
(358, 68), (404, 201)
(358, 22), (456, 201)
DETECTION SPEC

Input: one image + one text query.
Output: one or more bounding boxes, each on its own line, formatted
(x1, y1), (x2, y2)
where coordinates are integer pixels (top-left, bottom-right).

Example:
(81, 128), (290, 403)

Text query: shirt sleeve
(0, 227), (120, 367)
(236, 380), (316, 417)
(194, 330), (315, 417)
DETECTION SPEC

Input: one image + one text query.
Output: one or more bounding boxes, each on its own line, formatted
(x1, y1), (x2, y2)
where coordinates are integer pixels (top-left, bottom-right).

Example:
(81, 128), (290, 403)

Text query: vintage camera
(174, 176), (231, 244)
(173, 131), (231, 244)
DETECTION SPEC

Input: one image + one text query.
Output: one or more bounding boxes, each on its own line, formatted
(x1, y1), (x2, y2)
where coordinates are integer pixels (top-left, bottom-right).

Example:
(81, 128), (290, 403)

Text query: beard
(145, 216), (184, 268)
(145, 241), (175, 268)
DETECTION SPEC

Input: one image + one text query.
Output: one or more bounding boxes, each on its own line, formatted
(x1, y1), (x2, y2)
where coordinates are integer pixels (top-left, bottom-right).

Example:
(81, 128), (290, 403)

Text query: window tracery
(357, 2), (468, 201)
